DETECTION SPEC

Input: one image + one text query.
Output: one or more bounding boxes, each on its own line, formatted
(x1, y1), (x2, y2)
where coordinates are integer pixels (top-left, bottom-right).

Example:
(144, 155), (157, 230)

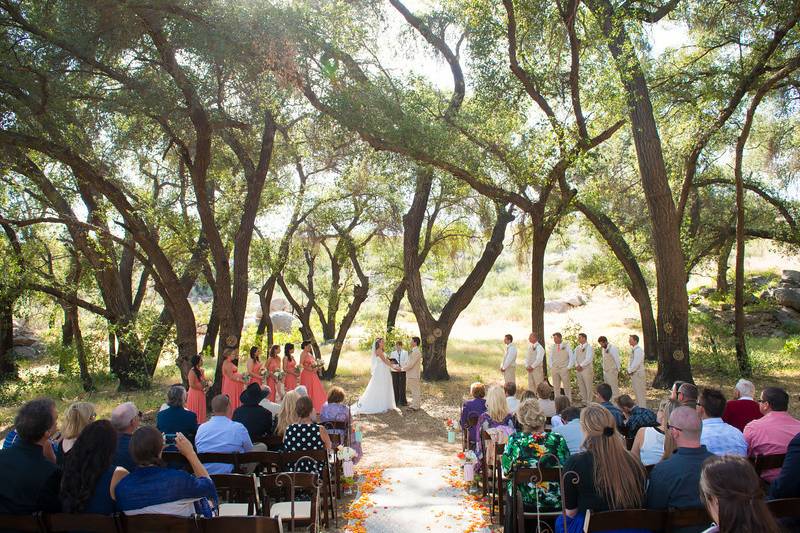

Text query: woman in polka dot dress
(282, 396), (332, 476)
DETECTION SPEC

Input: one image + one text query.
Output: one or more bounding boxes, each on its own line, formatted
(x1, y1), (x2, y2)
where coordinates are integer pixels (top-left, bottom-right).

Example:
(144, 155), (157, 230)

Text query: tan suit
(404, 346), (423, 409)
(501, 344), (517, 385)
(548, 343), (574, 401)
(601, 344), (621, 399)
(574, 342), (594, 404)
(525, 342), (545, 392)
(628, 344), (647, 407)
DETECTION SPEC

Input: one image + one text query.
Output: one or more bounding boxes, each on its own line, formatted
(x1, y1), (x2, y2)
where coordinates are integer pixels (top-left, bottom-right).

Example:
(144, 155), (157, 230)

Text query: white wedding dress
(352, 348), (397, 415)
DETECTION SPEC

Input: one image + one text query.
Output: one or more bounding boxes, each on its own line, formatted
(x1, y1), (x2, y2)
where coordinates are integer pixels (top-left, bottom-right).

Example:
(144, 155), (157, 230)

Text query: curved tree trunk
(386, 279), (407, 332)
(420, 323), (452, 381)
(67, 306), (94, 392)
(716, 238), (733, 294)
(0, 298), (16, 381)
(530, 227), (550, 377)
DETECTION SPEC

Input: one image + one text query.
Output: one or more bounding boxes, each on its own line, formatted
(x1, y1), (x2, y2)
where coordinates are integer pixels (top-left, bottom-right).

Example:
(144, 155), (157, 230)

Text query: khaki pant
(527, 366), (544, 393)
(407, 377), (421, 409)
(630, 369), (647, 408)
(603, 370), (619, 400)
(503, 365), (516, 385)
(576, 366), (594, 404)
(551, 367), (571, 401)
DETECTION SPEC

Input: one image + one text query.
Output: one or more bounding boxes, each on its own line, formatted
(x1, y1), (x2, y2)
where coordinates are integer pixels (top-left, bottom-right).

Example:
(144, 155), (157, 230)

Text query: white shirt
(628, 345), (645, 373)
(548, 343), (575, 368)
(602, 344), (621, 370)
(390, 349), (409, 367)
(574, 342), (594, 367)
(507, 397), (520, 414)
(526, 342), (545, 369)
(502, 344), (518, 370)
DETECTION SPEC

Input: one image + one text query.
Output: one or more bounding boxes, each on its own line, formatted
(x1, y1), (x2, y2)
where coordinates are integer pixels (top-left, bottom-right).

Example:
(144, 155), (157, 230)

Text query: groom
(403, 337), (423, 411)
(389, 340), (408, 407)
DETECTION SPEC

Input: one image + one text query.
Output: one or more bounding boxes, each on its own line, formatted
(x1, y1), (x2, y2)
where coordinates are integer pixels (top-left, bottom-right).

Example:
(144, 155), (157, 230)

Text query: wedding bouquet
(444, 419), (459, 432)
(457, 450), (478, 466)
(259, 367), (269, 379)
(338, 447), (358, 462)
(274, 369), (286, 382)
(312, 359), (325, 370)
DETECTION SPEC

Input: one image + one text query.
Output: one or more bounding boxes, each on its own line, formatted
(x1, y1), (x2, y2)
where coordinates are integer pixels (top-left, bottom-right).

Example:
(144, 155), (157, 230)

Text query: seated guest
(616, 394), (657, 437)
(115, 427), (217, 517)
(110, 402), (140, 472)
(594, 383), (624, 431)
(557, 404), (648, 533)
(295, 385), (308, 397)
(282, 396), (332, 476)
(505, 382), (519, 414)
(744, 386), (800, 482)
(646, 407), (715, 533)
(57, 401), (96, 463)
(233, 383), (274, 440)
(769, 432), (800, 499)
(551, 395), (571, 428)
(553, 406), (584, 454)
(60, 420), (128, 514)
(195, 394), (255, 474)
(275, 390), (301, 438)
(678, 382), (699, 409)
(460, 382), (487, 445)
(697, 388), (747, 456)
(535, 382), (556, 417)
(479, 385), (514, 432)
(259, 390), (282, 419)
(0, 398), (61, 514)
(520, 389), (536, 402)
(722, 378), (762, 432)
(320, 386), (362, 464)
(699, 455), (781, 533)
(631, 397), (678, 466)
(157, 385), (199, 446)
(670, 380), (685, 401)
(501, 399), (570, 532)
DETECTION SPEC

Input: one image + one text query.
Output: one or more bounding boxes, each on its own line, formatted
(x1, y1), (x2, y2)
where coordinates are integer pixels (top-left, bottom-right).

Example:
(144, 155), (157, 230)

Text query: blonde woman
(275, 390), (301, 437)
(631, 397), (679, 466)
(479, 385), (513, 433)
(58, 402), (96, 460)
(557, 403), (648, 533)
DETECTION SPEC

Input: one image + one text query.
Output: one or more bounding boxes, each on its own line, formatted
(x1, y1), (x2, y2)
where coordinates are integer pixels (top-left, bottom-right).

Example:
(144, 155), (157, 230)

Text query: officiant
(389, 340), (408, 407)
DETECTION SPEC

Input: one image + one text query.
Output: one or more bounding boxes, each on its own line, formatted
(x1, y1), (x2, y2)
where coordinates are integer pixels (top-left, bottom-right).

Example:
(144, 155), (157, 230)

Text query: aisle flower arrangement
(445, 418), (459, 443)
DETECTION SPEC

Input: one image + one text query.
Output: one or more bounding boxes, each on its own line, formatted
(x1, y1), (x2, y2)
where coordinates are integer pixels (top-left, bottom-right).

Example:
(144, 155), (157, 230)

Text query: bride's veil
(370, 338), (382, 374)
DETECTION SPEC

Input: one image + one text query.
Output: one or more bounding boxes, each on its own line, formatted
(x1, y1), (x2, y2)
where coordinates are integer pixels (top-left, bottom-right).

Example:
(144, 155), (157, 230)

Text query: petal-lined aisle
(343, 466), (491, 533)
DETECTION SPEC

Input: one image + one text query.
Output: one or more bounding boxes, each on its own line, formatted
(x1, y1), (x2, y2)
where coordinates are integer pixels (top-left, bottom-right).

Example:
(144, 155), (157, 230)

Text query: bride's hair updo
(374, 338), (383, 350)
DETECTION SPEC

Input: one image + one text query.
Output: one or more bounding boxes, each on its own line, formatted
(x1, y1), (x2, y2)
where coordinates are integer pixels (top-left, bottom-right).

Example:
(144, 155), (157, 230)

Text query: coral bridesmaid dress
(284, 356), (298, 392)
(187, 368), (207, 423)
(266, 357), (281, 401)
(221, 360), (245, 415)
(249, 359), (264, 387)
(300, 352), (327, 413)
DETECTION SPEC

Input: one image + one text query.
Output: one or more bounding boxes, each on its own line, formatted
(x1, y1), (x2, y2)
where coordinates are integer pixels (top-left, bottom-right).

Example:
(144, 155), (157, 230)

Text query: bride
(352, 338), (397, 415)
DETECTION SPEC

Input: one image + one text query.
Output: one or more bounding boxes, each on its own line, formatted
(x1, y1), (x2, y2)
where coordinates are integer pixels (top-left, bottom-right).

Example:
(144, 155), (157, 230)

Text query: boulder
(748, 275), (771, 287)
(11, 345), (37, 359)
(782, 270), (800, 286)
(269, 311), (295, 333)
(270, 298), (291, 313)
(13, 335), (37, 347)
(544, 301), (572, 313)
(564, 293), (587, 307)
(774, 287), (800, 312)
(698, 287), (715, 298)
(774, 307), (800, 331)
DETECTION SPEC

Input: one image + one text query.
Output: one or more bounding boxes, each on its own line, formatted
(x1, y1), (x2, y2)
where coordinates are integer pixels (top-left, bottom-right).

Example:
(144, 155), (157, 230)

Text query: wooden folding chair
(480, 430), (493, 498)
(199, 515), (284, 533)
(0, 513), (44, 532)
(117, 513), (200, 533)
(750, 453), (786, 475)
(253, 435), (284, 451)
(278, 449), (335, 529)
(324, 430), (344, 499)
(44, 513), (120, 533)
(584, 509), (666, 531)
(259, 472), (320, 533)
(665, 507), (712, 530)
(212, 473), (261, 516)
(512, 465), (565, 532)
(492, 441), (506, 520)
(462, 412), (479, 452)
(768, 497), (800, 520)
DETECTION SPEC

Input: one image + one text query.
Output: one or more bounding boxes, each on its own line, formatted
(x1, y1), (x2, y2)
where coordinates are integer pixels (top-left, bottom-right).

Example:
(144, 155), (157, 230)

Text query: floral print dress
(501, 431), (571, 512)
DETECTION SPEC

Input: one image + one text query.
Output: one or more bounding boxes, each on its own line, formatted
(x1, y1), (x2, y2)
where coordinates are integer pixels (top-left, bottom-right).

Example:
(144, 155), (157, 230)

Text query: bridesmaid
(247, 346), (264, 387)
(299, 340), (327, 413)
(266, 344), (282, 402)
(187, 355), (207, 422)
(283, 343), (299, 392)
(221, 347), (245, 415)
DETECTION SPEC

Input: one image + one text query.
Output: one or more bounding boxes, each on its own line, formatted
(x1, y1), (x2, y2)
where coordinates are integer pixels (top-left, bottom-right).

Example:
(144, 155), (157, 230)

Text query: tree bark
(588, 0), (692, 387)
(530, 227), (550, 375)
(420, 323), (453, 381)
(716, 238), (733, 294)
(386, 279), (407, 332)
(0, 298), (16, 381)
(66, 305), (94, 391)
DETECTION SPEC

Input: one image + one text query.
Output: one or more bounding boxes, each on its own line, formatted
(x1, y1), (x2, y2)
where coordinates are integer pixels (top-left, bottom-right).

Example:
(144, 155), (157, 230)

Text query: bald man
(646, 407), (714, 523)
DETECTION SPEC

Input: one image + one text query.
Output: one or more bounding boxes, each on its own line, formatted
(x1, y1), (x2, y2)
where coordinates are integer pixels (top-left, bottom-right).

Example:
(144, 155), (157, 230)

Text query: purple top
(460, 398), (487, 430)
(320, 402), (350, 424)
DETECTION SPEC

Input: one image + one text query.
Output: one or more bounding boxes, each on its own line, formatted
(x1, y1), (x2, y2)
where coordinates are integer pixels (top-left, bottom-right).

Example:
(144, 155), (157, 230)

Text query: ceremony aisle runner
(343, 466), (491, 533)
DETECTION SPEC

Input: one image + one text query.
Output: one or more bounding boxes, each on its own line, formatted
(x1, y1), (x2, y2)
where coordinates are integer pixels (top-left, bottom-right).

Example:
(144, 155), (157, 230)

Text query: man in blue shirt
(697, 388), (747, 456)
(111, 401), (141, 472)
(552, 407), (584, 454)
(157, 385), (199, 447)
(195, 394), (255, 474)
(646, 406), (715, 533)
(594, 383), (624, 431)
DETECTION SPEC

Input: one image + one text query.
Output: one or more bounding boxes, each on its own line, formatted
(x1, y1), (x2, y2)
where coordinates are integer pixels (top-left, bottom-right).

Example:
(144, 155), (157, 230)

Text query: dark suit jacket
(0, 440), (61, 514)
(232, 403), (274, 440)
(157, 406), (199, 442)
(770, 431), (800, 500)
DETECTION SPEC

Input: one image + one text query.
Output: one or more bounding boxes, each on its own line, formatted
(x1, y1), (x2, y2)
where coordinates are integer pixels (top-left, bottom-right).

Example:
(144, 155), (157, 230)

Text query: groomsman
(548, 332), (574, 401)
(500, 334), (517, 385)
(627, 334), (647, 407)
(597, 336), (621, 399)
(525, 332), (545, 392)
(404, 337), (423, 411)
(573, 333), (594, 404)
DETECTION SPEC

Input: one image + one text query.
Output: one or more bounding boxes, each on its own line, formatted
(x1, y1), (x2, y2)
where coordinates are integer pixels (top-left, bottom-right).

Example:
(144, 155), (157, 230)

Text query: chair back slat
(665, 507), (712, 529)
(118, 513), (200, 533)
(199, 516), (284, 533)
(212, 474), (260, 516)
(585, 509), (665, 531)
(768, 497), (800, 519)
(259, 473), (320, 533)
(750, 453), (786, 473)
(45, 513), (119, 533)
(512, 466), (563, 484)
(253, 435), (283, 451)
(0, 513), (44, 532)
